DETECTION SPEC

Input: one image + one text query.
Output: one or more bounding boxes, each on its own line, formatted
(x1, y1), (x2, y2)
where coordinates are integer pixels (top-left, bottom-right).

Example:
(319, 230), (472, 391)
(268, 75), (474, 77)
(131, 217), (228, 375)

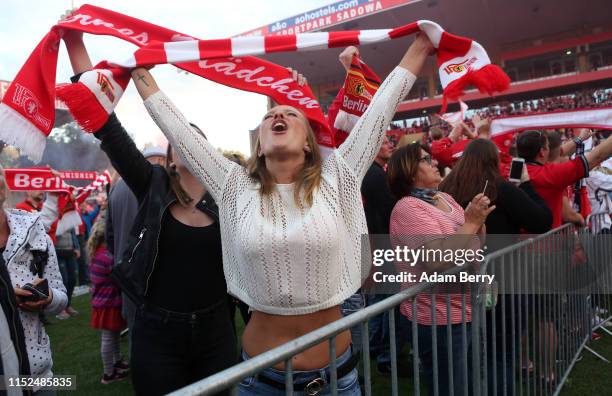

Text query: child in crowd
(88, 214), (129, 384)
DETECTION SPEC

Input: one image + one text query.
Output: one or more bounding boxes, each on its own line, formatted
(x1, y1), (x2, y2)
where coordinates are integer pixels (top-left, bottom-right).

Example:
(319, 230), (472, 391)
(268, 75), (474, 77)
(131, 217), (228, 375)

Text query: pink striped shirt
(390, 193), (473, 325)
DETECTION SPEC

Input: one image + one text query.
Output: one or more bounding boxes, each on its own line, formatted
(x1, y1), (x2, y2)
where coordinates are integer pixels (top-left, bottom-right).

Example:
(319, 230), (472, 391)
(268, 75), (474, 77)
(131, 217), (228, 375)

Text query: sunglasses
(419, 154), (433, 165)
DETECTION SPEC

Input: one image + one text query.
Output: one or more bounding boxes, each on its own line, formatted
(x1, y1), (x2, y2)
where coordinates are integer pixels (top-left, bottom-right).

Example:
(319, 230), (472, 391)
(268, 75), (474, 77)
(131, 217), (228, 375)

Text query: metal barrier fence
(170, 216), (611, 396)
(583, 212), (612, 365)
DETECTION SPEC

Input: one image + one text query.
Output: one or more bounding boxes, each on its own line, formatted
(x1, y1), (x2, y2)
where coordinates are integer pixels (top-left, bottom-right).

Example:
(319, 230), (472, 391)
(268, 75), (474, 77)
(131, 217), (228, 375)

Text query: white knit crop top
(144, 66), (416, 315)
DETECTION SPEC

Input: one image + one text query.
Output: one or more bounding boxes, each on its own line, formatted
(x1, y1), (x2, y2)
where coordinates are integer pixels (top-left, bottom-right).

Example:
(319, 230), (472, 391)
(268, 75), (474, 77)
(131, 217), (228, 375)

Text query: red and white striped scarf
(4, 168), (110, 195)
(327, 55), (382, 147)
(0, 4), (510, 162)
(4, 168), (111, 238)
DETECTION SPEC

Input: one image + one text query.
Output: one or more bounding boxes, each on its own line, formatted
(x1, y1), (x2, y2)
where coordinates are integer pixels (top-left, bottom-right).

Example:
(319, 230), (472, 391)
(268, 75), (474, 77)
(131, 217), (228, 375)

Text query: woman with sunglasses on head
(62, 29), (236, 395)
(128, 34), (434, 394)
(387, 142), (494, 396)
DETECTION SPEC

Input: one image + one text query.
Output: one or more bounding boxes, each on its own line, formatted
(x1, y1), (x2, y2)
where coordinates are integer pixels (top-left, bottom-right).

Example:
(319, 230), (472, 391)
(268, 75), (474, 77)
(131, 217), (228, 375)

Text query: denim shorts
(238, 345), (361, 396)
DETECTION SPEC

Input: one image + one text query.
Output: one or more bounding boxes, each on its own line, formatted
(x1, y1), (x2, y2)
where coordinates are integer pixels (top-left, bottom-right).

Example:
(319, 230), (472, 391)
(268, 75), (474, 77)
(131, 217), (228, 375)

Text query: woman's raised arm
(132, 68), (236, 201)
(337, 34), (432, 182)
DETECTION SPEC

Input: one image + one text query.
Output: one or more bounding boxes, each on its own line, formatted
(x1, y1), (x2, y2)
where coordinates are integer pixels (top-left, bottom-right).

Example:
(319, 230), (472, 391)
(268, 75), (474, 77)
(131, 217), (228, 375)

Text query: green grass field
(46, 294), (612, 395)
(46, 294), (132, 395)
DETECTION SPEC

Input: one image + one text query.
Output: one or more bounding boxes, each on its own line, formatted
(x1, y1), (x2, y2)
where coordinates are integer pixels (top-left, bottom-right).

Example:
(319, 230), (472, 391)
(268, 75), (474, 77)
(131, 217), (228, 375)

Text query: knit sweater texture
(144, 66), (416, 315)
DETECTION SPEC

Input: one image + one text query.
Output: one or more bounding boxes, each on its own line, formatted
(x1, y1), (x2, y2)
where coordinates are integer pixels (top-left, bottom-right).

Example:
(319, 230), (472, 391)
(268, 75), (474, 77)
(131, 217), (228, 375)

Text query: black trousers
(131, 299), (237, 396)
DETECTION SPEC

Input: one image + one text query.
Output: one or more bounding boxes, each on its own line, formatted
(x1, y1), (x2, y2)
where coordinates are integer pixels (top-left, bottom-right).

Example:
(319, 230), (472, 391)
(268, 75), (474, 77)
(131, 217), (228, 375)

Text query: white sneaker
(66, 306), (79, 316)
(56, 310), (70, 320)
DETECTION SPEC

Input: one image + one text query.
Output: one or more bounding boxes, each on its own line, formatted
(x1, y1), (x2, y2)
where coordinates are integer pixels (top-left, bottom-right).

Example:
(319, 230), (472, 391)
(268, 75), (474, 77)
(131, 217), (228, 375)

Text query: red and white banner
(490, 107), (612, 150)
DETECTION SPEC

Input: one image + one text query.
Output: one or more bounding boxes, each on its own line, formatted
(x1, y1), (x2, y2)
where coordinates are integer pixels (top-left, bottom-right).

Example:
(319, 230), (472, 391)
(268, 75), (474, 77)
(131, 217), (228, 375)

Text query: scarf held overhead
(327, 55), (381, 147)
(0, 4), (510, 162)
(4, 168), (108, 193)
(5, 168), (111, 237)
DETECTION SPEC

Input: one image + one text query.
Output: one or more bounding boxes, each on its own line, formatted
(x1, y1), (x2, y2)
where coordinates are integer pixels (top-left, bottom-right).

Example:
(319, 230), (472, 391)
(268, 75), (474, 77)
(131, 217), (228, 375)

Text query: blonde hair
(87, 211), (106, 259)
(247, 120), (322, 207)
(222, 150), (247, 166)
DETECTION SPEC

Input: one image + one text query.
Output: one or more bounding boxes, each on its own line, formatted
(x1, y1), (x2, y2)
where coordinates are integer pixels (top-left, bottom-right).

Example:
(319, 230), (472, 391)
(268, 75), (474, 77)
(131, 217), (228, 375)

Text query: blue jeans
(238, 346), (361, 396)
(57, 252), (77, 305)
(415, 322), (472, 396)
(341, 293), (365, 352)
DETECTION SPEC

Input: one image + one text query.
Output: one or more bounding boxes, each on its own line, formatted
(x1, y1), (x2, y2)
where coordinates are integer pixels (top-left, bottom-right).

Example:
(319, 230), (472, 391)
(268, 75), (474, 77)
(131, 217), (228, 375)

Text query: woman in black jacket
(63, 31), (236, 395)
(440, 139), (552, 237)
(440, 138), (553, 395)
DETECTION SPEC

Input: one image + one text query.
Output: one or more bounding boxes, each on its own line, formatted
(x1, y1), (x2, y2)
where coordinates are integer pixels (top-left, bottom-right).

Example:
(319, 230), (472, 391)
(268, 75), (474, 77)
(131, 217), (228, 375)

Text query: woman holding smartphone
(439, 138), (552, 395)
(0, 170), (68, 395)
(440, 139), (552, 241)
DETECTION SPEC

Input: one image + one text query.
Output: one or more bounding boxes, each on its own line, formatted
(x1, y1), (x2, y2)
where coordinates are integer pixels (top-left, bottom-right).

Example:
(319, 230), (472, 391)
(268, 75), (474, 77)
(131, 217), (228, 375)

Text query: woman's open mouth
(272, 120), (288, 134)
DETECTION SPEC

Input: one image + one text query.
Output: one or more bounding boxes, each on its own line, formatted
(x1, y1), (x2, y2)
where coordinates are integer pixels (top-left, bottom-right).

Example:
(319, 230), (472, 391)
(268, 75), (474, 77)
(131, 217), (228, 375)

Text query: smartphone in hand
(21, 279), (49, 302)
(509, 158), (525, 183)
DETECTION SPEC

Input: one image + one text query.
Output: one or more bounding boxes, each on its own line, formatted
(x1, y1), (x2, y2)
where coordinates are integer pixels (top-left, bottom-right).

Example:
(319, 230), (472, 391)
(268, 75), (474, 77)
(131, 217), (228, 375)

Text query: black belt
(140, 299), (226, 323)
(257, 352), (360, 395)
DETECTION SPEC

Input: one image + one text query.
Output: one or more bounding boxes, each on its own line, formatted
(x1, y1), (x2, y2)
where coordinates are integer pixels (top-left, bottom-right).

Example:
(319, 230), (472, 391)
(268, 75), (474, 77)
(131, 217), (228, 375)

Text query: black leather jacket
(0, 256), (31, 393)
(94, 114), (220, 307)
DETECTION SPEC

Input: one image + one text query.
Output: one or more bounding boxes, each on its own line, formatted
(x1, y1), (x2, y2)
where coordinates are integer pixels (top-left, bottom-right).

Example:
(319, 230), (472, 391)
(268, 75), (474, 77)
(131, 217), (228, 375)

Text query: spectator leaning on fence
(387, 142), (493, 396)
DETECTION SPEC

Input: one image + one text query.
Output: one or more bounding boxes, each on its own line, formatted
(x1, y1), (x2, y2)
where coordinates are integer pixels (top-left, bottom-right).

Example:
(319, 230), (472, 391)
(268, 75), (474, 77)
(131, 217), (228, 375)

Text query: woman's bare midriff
(242, 305), (352, 370)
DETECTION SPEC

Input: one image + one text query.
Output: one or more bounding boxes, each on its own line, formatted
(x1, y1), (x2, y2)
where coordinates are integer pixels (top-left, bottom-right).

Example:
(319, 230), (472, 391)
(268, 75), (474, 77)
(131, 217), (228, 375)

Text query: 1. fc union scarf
(4, 167), (111, 197)
(0, 4), (510, 162)
(5, 168), (111, 237)
(327, 55), (381, 147)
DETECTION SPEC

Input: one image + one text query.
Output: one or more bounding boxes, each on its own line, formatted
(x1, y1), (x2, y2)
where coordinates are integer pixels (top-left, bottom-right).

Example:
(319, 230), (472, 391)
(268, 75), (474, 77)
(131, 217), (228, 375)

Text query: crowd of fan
(390, 88), (612, 142)
(2, 30), (612, 396)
